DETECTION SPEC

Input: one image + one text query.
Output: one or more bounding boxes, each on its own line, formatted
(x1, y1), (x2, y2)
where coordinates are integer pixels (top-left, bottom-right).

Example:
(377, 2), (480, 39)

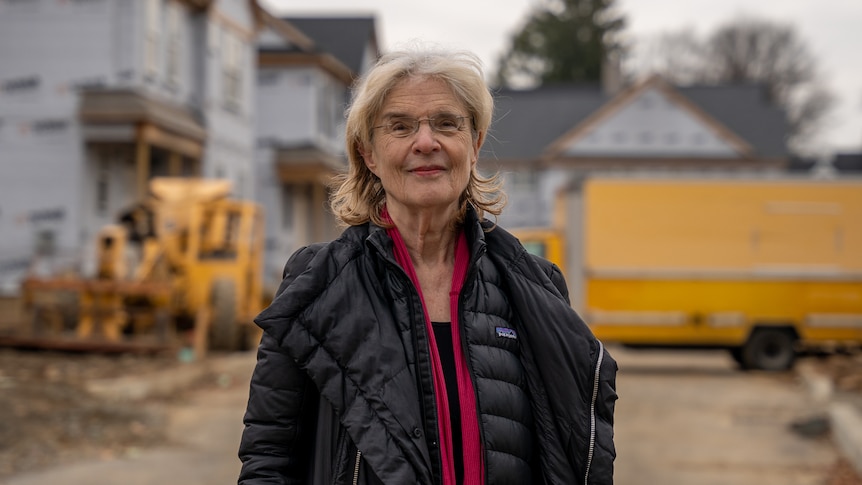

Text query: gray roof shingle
(482, 84), (607, 162)
(678, 84), (788, 158)
(282, 17), (377, 75)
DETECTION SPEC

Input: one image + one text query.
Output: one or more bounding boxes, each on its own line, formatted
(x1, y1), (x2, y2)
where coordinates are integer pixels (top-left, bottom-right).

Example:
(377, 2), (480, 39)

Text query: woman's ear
(472, 131), (485, 165)
(360, 146), (377, 175)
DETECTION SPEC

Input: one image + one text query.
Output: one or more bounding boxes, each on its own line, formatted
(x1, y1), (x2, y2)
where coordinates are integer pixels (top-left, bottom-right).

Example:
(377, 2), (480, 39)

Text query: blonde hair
(330, 46), (506, 227)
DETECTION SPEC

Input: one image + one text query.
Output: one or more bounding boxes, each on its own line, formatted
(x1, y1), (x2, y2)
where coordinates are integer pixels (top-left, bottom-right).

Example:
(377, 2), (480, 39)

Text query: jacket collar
(364, 203), (489, 270)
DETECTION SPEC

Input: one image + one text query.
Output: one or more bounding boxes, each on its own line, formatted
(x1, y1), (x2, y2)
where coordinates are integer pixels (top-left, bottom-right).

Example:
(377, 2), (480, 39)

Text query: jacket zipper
(352, 450), (362, 485)
(583, 340), (605, 485)
(376, 233), (485, 484)
(384, 259), (442, 484)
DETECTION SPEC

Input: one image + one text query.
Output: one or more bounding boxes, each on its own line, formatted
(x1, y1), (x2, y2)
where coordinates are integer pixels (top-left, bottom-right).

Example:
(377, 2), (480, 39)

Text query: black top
(432, 321), (464, 484)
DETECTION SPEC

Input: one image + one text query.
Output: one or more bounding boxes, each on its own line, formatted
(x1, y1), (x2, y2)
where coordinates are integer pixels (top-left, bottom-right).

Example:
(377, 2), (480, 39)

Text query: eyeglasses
(372, 115), (470, 138)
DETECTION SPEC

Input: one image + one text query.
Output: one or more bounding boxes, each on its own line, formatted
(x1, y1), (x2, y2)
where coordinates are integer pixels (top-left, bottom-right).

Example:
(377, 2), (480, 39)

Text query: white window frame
(166, 2), (182, 86)
(145, 0), (162, 77)
(222, 30), (243, 112)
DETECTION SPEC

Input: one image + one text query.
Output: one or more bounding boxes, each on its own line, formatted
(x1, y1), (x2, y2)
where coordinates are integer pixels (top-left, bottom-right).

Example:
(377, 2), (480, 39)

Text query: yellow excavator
(16, 177), (264, 356)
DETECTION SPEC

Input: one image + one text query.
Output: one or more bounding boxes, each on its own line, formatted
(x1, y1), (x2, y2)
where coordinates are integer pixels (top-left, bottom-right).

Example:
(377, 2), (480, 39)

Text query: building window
(95, 158), (109, 216)
(1, 75), (40, 94)
(638, 131), (654, 145)
(222, 30), (243, 112)
(238, 169), (247, 199)
(166, 2), (182, 86)
(145, 0), (162, 77)
(34, 230), (57, 257)
(507, 170), (539, 191)
(281, 185), (294, 230)
(318, 79), (342, 139)
(257, 70), (280, 86)
(664, 132), (679, 145)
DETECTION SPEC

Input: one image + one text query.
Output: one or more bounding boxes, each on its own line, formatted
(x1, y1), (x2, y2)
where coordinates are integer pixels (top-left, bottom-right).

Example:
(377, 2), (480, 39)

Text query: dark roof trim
(258, 51), (353, 85)
(258, 9), (315, 51)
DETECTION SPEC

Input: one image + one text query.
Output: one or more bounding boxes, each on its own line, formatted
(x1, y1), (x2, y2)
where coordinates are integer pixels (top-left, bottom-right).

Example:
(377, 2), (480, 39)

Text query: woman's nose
(412, 123), (440, 152)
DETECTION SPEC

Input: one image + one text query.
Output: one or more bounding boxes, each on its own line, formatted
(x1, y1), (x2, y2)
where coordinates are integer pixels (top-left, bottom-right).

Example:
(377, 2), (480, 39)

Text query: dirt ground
(0, 347), (860, 483)
(813, 352), (862, 485)
(0, 348), (212, 480)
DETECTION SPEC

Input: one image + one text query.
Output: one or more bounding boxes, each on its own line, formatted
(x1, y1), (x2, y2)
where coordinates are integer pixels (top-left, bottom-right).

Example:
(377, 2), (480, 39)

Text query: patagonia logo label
(495, 327), (517, 340)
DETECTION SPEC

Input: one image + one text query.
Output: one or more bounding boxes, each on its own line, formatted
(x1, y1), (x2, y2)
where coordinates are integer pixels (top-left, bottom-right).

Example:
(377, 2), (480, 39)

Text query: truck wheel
(208, 279), (240, 351)
(728, 347), (748, 369)
(741, 329), (797, 371)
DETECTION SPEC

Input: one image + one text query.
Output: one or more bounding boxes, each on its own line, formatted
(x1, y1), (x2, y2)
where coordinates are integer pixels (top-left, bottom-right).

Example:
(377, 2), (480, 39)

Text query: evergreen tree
(494, 0), (625, 88)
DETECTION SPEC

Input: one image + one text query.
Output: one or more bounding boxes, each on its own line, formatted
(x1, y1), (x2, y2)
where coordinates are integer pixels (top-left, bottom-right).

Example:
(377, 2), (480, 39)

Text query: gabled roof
(282, 17), (378, 76)
(481, 75), (789, 164)
(678, 84), (787, 158)
(545, 75), (754, 159)
(256, 13), (355, 84)
(258, 8), (315, 52)
(482, 85), (607, 162)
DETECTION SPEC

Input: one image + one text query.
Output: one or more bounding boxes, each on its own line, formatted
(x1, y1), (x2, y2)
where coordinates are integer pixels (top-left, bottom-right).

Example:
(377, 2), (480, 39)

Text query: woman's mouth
(410, 165), (445, 175)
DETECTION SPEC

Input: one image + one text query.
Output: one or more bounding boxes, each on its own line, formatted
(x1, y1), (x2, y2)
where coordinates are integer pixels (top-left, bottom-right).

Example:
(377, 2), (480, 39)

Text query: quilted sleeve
(237, 246), (322, 484)
(238, 332), (318, 484)
(530, 254), (571, 305)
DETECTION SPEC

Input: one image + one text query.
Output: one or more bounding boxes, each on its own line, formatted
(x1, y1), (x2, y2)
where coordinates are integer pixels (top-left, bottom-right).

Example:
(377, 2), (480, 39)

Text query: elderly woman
(238, 47), (617, 485)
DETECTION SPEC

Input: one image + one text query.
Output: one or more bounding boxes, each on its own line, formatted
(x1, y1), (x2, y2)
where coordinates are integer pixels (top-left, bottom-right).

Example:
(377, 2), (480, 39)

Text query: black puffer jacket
(238, 209), (617, 485)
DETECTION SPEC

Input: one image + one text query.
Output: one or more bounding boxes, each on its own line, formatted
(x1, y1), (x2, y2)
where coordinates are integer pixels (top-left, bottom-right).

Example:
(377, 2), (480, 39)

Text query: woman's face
(361, 76), (482, 218)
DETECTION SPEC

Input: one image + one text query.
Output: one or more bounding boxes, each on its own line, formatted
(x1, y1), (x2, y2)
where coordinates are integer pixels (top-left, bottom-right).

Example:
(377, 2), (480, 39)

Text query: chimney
(601, 51), (623, 95)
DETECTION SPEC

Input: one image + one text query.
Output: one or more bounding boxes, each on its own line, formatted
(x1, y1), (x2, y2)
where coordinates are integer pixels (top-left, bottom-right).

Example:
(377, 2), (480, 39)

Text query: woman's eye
(436, 117), (458, 129)
(389, 121), (409, 132)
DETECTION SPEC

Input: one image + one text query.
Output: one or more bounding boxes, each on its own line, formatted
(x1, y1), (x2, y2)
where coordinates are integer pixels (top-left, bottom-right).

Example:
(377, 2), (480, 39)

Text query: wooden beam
(135, 124), (151, 200)
(140, 124), (204, 159)
(275, 164), (338, 184)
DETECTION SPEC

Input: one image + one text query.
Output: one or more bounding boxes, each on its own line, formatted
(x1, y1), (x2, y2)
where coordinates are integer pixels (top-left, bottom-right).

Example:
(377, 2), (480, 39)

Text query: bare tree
(630, 17), (834, 154)
(631, 30), (707, 85)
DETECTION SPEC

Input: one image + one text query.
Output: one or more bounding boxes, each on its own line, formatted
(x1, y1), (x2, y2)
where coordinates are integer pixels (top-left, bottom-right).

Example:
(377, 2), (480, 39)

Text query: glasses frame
(372, 115), (470, 138)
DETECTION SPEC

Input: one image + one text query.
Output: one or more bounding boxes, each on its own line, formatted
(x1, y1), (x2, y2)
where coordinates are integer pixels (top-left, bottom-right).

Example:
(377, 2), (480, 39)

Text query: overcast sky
(261, 0), (862, 155)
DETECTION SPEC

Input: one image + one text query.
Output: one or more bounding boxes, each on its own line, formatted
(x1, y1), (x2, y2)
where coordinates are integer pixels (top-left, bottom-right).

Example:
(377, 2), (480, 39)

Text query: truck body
(514, 176), (862, 370)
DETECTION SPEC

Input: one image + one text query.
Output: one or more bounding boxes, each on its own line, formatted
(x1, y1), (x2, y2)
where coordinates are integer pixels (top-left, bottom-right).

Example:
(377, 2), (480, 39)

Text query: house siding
(256, 67), (318, 144)
(0, 0), (258, 292)
(0, 0), (127, 288)
(562, 88), (740, 158)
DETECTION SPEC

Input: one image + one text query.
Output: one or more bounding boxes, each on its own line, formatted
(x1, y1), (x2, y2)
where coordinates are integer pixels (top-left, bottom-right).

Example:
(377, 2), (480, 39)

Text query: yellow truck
(14, 177), (264, 356)
(514, 176), (862, 370)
